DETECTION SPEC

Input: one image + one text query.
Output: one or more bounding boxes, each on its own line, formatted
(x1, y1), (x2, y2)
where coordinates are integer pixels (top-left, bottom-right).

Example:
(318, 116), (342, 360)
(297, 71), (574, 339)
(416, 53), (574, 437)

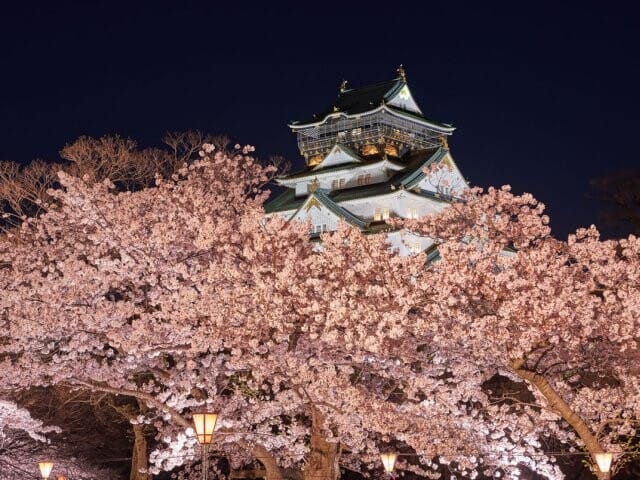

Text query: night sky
(2, 1), (638, 238)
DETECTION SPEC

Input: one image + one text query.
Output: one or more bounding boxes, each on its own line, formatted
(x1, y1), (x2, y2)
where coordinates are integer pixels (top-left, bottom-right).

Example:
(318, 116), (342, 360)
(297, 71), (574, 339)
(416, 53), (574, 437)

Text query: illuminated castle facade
(265, 66), (467, 256)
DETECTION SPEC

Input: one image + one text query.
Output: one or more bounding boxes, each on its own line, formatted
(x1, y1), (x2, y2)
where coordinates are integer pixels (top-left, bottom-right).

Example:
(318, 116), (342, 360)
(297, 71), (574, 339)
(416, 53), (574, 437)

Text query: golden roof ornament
(308, 178), (320, 193)
(340, 79), (348, 92)
(397, 64), (406, 81)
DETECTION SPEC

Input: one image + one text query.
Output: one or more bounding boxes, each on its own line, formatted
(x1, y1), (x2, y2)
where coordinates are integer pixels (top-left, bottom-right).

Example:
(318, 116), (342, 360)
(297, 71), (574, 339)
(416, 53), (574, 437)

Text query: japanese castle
(265, 66), (467, 256)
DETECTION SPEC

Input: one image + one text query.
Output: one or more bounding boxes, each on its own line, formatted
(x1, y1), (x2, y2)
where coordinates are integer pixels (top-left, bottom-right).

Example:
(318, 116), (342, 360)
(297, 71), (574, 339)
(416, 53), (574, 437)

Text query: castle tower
(265, 67), (467, 256)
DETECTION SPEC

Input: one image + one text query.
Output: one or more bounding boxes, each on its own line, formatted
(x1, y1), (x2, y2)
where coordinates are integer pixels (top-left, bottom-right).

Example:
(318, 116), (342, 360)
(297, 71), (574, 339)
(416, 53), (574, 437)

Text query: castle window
(374, 207), (390, 222)
(407, 207), (418, 219)
(331, 178), (346, 190)
(357, 174), (372, 186)
(356, 173), (371, 185)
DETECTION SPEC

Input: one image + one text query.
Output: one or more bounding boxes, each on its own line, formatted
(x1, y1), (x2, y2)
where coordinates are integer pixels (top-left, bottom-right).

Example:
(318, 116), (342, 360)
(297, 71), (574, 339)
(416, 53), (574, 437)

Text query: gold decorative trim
(308, 178), (320, 193)
(305, 196), (322, 211)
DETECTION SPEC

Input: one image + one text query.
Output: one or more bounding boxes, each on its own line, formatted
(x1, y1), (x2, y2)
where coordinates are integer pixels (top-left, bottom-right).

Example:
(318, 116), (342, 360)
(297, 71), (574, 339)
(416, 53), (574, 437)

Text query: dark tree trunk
(303, 407), (340, 480)
(129, 418), (150, 480)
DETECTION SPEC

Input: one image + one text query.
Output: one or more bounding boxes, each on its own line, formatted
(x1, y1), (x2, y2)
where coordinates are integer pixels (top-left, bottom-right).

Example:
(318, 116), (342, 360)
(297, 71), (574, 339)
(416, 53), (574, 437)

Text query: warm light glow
(192, 412), (218, 445)
(308, 154), (323, 167)
(383, 144), (398, 157)
(380, 452), (397, 473)
(38, 461), (54, 479)
(57, 476), (67, 480)
(595, 452), (613, 473)
(361, 144), (378, 156)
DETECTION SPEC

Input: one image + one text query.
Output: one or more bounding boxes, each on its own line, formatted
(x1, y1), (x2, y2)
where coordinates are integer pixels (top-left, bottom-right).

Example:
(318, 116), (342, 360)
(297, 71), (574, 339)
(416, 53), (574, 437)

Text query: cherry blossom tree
(397, 185), (640, 477)
(1, 143), (638, 480)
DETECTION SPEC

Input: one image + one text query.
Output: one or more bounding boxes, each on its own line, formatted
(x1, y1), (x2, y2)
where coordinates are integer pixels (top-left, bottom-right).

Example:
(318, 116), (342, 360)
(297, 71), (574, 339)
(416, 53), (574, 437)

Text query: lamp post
(192, 412), (218, 480)
(380, 452), (398, 477)
(594, 452), (613, 479)
(38, 461), (54, 480)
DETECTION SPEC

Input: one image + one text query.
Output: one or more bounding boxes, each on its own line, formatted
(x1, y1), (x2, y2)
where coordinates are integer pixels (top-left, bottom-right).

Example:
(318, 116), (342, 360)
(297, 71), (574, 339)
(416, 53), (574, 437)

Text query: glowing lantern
(380, 452), (398, 473)
(595, 452), (613, 474)
(38, 462), (54, 480)
(192, 412), (218, 445)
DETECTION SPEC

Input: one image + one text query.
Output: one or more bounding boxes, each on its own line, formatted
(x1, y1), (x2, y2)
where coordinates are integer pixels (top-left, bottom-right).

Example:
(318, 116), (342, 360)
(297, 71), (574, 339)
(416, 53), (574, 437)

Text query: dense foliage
(0, 140), (638, 479)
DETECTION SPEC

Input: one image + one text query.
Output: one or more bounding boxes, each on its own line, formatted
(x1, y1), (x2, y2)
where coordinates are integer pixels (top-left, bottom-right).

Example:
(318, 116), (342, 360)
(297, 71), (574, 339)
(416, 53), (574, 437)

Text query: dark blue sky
(1, 1), (638, 238)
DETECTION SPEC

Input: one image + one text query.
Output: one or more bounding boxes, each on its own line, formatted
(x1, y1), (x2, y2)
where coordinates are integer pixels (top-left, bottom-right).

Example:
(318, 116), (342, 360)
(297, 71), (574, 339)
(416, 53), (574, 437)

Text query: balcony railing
(296, 110), (444, 156)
